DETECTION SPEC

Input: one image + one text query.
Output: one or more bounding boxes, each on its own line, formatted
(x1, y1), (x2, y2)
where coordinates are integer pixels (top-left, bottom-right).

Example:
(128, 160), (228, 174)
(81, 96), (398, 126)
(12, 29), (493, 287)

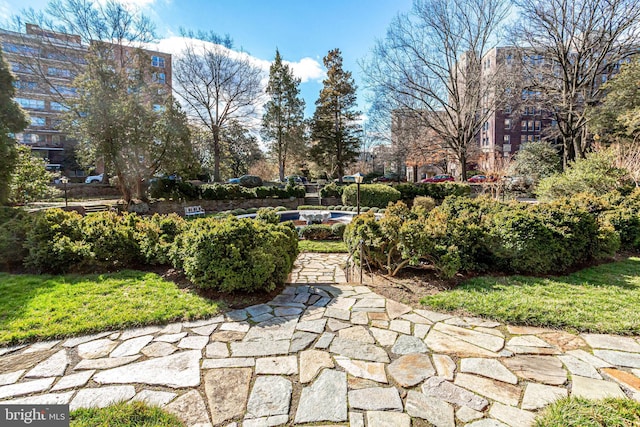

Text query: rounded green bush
(256, 208), (280, 225)
(341, 184), (401, 208)
(0, 207), (30, 269)
(413, 196), (436, 212)
(274, 206), (287, 212)
(331, 222), (346, 238)
(171, 217), (298, 292)
(335, 205), (343, 210)
(299, 224), (334, 240)
(320, 182), (344, 198)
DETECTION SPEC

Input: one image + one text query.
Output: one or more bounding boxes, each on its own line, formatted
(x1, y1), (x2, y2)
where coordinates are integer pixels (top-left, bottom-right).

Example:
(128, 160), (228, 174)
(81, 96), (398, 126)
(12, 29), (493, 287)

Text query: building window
(521, 135), (527, 143)
(151, 56), (165, 68)
(10, 62), (32, 74)
(504, 105), (511, 114)
(506, 54), (513, 65)
(528, 120), (534, 131)
(47, 67), (73, 78)
(30, 117), (46, 126)
(504, 118), (511, 130)
(51, 85), (77, 96)
(2, 42), (39, 56)
(504, 135), (510, 144)
(521, 120), (527, 131)
(13, 80), (38, 90)
(50, 101), (70, 111)
(153, 72), (166, 84)
(534, 121), (541, 131)
(15, 98), (45, 110)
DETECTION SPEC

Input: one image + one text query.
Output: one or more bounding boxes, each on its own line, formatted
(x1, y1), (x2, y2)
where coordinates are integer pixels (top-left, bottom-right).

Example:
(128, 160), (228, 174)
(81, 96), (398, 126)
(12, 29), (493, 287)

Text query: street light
(60, 176), (69, 208)
(354, 172), (364, 215)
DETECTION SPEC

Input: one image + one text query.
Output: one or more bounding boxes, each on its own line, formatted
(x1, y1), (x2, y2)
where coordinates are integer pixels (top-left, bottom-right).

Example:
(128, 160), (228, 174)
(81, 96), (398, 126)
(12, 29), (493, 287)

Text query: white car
(84, 173), (103, 184)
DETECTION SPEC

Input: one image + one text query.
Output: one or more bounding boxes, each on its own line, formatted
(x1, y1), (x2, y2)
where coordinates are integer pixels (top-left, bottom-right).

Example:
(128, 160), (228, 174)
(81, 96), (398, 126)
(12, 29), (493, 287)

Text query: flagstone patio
(1, 253), (639, 426)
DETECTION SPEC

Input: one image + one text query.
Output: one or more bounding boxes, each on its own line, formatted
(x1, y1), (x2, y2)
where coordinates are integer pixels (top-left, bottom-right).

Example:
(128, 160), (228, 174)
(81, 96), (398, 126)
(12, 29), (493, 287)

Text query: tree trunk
(213, 128), (221, 182)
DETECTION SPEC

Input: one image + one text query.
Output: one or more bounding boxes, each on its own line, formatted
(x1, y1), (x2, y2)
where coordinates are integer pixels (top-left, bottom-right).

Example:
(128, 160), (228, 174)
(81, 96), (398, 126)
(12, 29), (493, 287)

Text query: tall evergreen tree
(310, 49), (361, 181)
(262, 49), (306, 181)
(0, 46), (29, 205)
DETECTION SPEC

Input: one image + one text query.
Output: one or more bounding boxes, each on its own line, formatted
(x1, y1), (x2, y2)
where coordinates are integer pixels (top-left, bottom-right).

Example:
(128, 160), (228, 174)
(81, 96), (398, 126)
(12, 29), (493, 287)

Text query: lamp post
(354, 173), (364, 215)
(60, 176), (69, 208)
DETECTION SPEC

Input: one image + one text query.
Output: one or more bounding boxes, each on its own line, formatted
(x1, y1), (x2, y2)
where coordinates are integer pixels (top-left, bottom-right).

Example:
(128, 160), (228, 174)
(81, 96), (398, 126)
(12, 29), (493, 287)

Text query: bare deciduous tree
(362, 0), (511, 181)
(511, 0), (640, 167)
(173, 37), (263, 182)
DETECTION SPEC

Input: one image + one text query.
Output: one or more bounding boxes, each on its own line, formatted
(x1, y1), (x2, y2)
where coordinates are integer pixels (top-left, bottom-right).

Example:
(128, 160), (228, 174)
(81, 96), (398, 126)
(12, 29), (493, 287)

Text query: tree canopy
(310, 48), (361, 180)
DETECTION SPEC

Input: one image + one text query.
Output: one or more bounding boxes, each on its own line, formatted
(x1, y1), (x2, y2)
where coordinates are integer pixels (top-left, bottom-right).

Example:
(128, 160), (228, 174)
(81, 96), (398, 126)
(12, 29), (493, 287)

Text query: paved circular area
(1, 253), (640, 427)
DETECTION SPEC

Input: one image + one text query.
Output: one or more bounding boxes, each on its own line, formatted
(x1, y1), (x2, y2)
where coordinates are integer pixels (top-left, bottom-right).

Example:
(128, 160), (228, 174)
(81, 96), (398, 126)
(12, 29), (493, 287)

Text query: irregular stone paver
(6, 253), (640, 426)
(502, 356), (567, 385)
(51, 370), (94, 391)
(300, 349), (334, 383)
(294, 369), (347, 423)
(489, 402), (536, 427)
(454, 373), (521, 406)
(255, 356), (298, 375)
(348, 386), (403, 411)
(70, 385), (135, 411)
(571, 375), (626, 399)
(25, 350), (69, 378)
(335, 356), (387, 383)
(366, 411), (411, 427)
(557, 354), (602, 379)
(329, 337), (390, 363)
(245, 376), (292, 419)
(93, 350), (201, 388)
(406, 390), (454, 427)
(204, 368), (251, 425)
(433, 354), (456, 380)
(391, 334), (428, 354)
(422, 376), (489, 411)
(593, 349), (640, 368)
(387, 353), (435, 387)
(581, 334), (640, 353)
(521, 383), (568, 410)
(132, 389), (177, 406)
(460, 358), (518, 385)
(0, 378), (56, 400)
(165, 389), (211, 427)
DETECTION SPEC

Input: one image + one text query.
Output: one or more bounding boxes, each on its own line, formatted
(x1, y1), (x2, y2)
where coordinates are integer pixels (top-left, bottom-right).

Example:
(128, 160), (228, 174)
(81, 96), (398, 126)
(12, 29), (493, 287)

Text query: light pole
(61, 176), (69, 208)
(354, 172), (363, 215)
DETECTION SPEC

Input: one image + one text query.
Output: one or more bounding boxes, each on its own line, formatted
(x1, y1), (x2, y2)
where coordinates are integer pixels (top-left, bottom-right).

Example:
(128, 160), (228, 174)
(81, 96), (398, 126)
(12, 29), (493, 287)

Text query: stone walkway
(1, 253), (640, 427)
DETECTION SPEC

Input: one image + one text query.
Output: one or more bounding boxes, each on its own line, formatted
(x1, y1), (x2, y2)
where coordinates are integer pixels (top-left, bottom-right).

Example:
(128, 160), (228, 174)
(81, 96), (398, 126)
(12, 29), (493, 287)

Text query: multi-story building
(0, 23), (172, 178)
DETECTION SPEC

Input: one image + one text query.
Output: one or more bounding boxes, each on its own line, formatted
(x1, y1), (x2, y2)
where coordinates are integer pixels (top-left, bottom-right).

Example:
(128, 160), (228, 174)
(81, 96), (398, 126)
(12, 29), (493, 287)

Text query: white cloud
(95, 0), (160, 11)
(286, 57), (325, 83)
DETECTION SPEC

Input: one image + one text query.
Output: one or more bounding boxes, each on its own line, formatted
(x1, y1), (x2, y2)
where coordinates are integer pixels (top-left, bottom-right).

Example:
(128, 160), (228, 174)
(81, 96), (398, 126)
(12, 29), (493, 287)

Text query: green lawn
(421, 257), (640, 334)
(298, 240), (348, 253)
(72, 401), (184, 427)
(534, 397), (640, 427)
(0, 270), (220, 344)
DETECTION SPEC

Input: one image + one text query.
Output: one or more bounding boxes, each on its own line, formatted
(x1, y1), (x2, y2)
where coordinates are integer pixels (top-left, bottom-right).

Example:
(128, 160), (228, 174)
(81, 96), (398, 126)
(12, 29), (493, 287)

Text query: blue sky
(1, 0), (414, 117)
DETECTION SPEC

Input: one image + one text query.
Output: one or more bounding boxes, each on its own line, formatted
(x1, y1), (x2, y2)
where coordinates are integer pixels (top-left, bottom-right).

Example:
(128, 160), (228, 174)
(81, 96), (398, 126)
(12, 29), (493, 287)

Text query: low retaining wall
(52, 183), (121, 199)
(126, 198), (305, 216)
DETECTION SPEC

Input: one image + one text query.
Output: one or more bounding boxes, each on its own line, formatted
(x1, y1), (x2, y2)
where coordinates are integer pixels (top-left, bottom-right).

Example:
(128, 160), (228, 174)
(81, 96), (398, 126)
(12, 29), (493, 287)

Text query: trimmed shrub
(136, 214), (186, 265)
(413, 196), (436, 212)
(256, 208), (280, 225)
(274, 206), (287, 212)
(605, 208), (640, 250)
(320, 182), (344, 198)
(80, 212), (141, 265)
(342, 184), (401, 208)
(299, 224), (334, 240)
(0, 207), (31, 269)
(24, 209), (90, 273)
(171, 217), (298, 292)
(335, 205), (343, 210)
(331, 222), (346, 238)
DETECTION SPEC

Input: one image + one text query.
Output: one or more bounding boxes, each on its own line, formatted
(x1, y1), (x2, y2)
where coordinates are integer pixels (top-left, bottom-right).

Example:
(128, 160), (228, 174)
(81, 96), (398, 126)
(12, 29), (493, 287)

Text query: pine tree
(310, 49), (361, 181)
(262, 49), (306, 181)
(0, 46), (29, 205)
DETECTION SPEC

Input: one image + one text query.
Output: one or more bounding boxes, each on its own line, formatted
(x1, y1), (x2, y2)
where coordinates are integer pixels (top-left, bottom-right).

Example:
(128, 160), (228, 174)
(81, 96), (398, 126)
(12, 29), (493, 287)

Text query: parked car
(84, 173), (103, 184)
(340, 175), (357, 183)
(284, 175), (307, 184)
(468, 174), (487, 183)
(227, 177), (240, 184)
(228, 175), (263, 188)
(421, 174), (454, 183)
(374, 173), (406, 183)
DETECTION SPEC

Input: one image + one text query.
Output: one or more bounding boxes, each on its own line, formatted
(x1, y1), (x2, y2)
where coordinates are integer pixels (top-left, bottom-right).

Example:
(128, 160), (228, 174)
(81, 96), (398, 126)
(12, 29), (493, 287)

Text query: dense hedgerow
(344, 194), (625, 278)
(341, 184), (401, 208)
(0, 207), (31, 269)
(150, 178), (304, 201)
(299, 224), (335, 240)
(8, 208), (298, 292)
(394, 182), (471, 201)
(320, 182), (344, 198)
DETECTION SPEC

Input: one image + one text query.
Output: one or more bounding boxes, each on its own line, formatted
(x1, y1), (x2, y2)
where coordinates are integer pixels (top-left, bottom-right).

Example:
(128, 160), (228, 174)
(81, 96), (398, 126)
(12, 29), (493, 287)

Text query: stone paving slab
(2, 253), (640, 426)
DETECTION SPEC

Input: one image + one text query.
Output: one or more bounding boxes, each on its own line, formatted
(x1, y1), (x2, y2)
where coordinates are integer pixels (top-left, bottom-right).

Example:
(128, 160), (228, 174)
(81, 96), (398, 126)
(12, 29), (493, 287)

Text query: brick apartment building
(0, 24), (172, 178)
